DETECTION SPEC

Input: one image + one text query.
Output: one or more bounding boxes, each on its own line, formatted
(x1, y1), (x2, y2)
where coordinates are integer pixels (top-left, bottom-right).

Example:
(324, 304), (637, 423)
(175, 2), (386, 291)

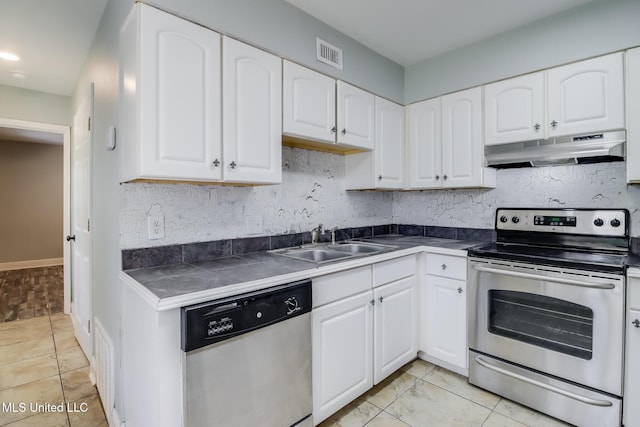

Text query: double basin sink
(271, 240), (397, 264)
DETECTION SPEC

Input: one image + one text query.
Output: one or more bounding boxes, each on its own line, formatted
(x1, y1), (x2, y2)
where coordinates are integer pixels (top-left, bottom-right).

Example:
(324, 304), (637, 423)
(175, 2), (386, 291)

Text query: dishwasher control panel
(181, 279), (312, 352)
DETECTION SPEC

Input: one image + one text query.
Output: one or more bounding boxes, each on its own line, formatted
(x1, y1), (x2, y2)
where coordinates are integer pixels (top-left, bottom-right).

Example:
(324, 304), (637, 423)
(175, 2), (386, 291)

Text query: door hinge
(87, 319), (91, 334)
(88, 116), (91, 131)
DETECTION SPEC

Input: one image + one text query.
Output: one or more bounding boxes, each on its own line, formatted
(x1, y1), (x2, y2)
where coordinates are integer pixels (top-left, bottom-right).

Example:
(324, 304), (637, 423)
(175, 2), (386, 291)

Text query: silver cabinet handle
(212, 158), (220, 167)
(441, 263), (447, 270)
(534, 123), (540, 131)
(473, 356), (613, 407)
(472, 264), (616, 289)
(550, 120), (558, 129)
(633, 319), (640, 328)
(229, 161), (237, 169)
(457, 287), (463, 294)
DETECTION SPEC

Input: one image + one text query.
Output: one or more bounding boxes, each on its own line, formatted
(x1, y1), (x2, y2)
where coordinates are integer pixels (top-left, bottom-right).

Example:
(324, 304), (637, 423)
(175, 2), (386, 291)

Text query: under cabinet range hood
(485, 130), (626, 168)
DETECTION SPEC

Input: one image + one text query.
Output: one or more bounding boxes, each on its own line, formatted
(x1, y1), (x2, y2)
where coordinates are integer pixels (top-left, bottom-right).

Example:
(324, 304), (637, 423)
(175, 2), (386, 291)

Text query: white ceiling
(0, 0), (107, 97)
(287, 0), (598, 66)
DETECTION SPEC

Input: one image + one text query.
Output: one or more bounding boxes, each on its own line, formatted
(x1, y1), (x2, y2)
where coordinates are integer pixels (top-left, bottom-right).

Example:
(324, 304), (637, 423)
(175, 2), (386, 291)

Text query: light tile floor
(0, 313), (108, 426)
(319, 359), (572, 427)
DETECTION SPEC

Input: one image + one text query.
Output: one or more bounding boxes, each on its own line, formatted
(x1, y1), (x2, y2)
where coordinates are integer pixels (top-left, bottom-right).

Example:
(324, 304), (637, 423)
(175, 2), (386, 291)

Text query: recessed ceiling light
(0, 51), (20, 61)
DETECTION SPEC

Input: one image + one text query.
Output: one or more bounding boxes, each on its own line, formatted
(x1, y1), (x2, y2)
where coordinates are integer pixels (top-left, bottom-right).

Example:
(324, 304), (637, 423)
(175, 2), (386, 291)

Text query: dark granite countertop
(123, 235), (484, 307)
(627, 254), (640, 269)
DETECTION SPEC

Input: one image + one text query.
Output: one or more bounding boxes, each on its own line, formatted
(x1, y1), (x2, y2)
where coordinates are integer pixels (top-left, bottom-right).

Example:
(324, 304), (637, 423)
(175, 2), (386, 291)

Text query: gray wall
(405, 0), (640, 103)
(0, 85), (70, 125)
(0, 141), (64, 263)
(145, 0), (404, 103)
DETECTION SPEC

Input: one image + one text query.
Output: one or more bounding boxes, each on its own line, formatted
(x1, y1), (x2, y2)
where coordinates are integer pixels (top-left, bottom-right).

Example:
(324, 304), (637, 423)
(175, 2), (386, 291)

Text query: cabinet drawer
(313, 265), (372, 308)
(426, 254), (466, 280)
(373, 255), (416, 288)
(628, 272), (640, 311)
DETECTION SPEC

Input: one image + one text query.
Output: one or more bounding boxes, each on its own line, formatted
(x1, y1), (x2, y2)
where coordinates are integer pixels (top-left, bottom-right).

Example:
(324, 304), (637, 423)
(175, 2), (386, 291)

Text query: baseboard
(111, 406), (124, 427)
(0, 257), (63, 271)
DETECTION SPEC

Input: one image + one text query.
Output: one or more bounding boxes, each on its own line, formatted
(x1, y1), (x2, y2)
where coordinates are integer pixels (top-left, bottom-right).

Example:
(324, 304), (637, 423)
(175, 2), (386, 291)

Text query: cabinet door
(222, 37), (282, 184)
(375, 97), (405, 189)
(337, 81), (375, 150)
(627, 48), (640, 184)
(313, 291), (373, 424)
(547, 52), (624, 137)
(484, 72), (545, 145)
(425, 274), (467, 370)
(624, 308), (640, 427)
(406, 98), (442, 189)
(373, 276), (417, 384)
(138, 5), (221, 181)
(283, 61), (336, 144)
(441, 87), (482, 188)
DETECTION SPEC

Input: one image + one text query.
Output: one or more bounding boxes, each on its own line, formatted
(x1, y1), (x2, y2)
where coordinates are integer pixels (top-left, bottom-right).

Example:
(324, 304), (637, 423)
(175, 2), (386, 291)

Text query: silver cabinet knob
(633, 319), (640, 328)
(331, 126), (337, 133)
(341, 129), (347, 135)
(534, 123), (540, 131)
(443, 175), (448, 181)
(435, 175), (440, 181)
(212, 158), (220, 167)
(457, 287), (463, 294)
(550, 120), (558, 129)
(378, 175), (382, 181)
(229, 161), (237, 169)
(379, 296), (384, 303)
(370, 299), (375, 306)
(441, 264), (447, 270)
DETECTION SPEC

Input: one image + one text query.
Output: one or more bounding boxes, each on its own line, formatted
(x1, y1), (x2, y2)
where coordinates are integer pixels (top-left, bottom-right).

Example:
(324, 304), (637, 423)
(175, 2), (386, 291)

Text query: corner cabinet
(627, 48), (640, 184)
(624, 268), (640, 427)
(407, 88), (495, 189)
(421, 252), (468, 375)
(222, 37), (282, 184)
(119, 5), (281, 184)
(345, 97), (405, 190)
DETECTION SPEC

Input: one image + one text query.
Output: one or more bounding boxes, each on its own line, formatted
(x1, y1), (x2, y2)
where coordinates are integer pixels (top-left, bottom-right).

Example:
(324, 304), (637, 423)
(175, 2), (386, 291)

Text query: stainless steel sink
(270, 240), (396, 264)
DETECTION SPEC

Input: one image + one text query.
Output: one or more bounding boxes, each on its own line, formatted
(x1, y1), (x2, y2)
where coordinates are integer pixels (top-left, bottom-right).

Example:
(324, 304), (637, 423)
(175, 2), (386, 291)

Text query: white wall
(405, 0), (640, 103)
(0, 85), (70, 125)
(393, 162), (640, 237)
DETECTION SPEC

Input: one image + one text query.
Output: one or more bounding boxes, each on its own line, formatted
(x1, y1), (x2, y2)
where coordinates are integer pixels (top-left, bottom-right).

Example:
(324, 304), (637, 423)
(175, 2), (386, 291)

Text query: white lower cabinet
(624, 268), (640, 427)
(422, 252), (468, 374)
(312, 256), (417, 424)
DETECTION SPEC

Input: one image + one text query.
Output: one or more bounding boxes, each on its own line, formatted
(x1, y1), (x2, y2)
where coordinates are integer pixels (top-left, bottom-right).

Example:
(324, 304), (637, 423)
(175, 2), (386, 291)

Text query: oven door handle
(473, 356), (614, 407)
(472, 265), (616, 290)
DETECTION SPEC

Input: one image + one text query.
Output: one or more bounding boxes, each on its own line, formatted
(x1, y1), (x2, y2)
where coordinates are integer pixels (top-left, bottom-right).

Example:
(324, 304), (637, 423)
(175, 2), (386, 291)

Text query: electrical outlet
(246, 215), (263, 235)
(148, 215), (165, 240)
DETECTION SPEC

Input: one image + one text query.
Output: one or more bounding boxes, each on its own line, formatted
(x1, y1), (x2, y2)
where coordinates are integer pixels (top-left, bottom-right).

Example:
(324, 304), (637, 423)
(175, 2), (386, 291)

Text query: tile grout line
(48, 310), (72, 427)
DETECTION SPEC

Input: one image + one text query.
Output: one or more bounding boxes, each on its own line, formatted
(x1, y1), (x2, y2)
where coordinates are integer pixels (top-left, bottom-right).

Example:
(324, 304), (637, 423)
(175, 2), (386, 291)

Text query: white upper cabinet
(345, 97), (404, 190)
(627, 48), (640, 184)
(337, 81), (375, 150)
(407, 98), (442, 188)
(119, 4), (222, 182)
(283, 60), (336, 144)
(484, 72), (545, 145)
(222, 37), (282, 184)
(547, 52), (624, 137)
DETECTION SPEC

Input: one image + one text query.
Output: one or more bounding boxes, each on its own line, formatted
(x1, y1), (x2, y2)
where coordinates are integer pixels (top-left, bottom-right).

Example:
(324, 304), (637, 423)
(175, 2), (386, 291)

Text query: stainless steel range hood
(485, 130), (626, 168)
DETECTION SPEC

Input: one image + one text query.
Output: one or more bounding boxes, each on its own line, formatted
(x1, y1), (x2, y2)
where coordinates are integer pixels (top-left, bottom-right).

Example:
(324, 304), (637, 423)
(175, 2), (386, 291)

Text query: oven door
(468, 258), (624, 396)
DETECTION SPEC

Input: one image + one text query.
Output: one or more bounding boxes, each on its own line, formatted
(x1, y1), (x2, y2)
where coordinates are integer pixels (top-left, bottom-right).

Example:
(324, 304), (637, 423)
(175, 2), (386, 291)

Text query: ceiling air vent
(316, 37), (343, 70)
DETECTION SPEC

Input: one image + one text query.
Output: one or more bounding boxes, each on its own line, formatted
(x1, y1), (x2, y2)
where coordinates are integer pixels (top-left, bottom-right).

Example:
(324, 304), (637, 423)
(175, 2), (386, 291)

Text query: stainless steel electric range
(467, 208), (629, 427)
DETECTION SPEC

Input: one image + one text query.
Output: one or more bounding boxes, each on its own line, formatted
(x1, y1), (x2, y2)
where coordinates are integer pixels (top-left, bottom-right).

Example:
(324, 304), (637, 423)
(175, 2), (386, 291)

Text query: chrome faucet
(330, 227), (339, 245)
(311, 223), (324, 244)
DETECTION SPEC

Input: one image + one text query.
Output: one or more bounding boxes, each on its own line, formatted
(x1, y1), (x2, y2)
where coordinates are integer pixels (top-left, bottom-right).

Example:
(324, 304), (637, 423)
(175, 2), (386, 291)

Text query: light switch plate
(148, 215), (165, 240)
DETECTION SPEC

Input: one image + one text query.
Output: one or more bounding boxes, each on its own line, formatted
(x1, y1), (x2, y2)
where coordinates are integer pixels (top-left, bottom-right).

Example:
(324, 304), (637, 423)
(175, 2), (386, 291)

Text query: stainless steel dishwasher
(181, 280), (313, 427)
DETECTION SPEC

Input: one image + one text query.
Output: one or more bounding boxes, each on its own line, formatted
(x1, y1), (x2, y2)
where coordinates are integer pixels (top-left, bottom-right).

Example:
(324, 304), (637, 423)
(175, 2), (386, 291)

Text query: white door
(484, 72), (545, 145)
(373, 276), (417, 384)
(337, 81), (375, 150)
(547, 52), (624, 137)
(375, 97), (404, 189)
(312, 291), (373, 424)
(407, 98), (442, 189)
(70, 91), (93, 358)
(425, 275), (466, 370)
(441, 87), (482, 188)
(627, 48), (640, 184)
(283, 60), (336, 143)
(138, 4), (222, 181)
(223, 37), (282, 184)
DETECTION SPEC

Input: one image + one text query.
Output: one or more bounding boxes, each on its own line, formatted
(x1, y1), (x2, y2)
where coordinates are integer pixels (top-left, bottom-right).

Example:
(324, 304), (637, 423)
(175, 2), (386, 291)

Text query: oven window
(488, 290), (593, 360)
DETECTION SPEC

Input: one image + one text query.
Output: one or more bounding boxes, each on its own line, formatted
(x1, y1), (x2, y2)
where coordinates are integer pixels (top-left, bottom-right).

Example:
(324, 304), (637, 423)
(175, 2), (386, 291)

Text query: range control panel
(495, 208), (628, 236)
